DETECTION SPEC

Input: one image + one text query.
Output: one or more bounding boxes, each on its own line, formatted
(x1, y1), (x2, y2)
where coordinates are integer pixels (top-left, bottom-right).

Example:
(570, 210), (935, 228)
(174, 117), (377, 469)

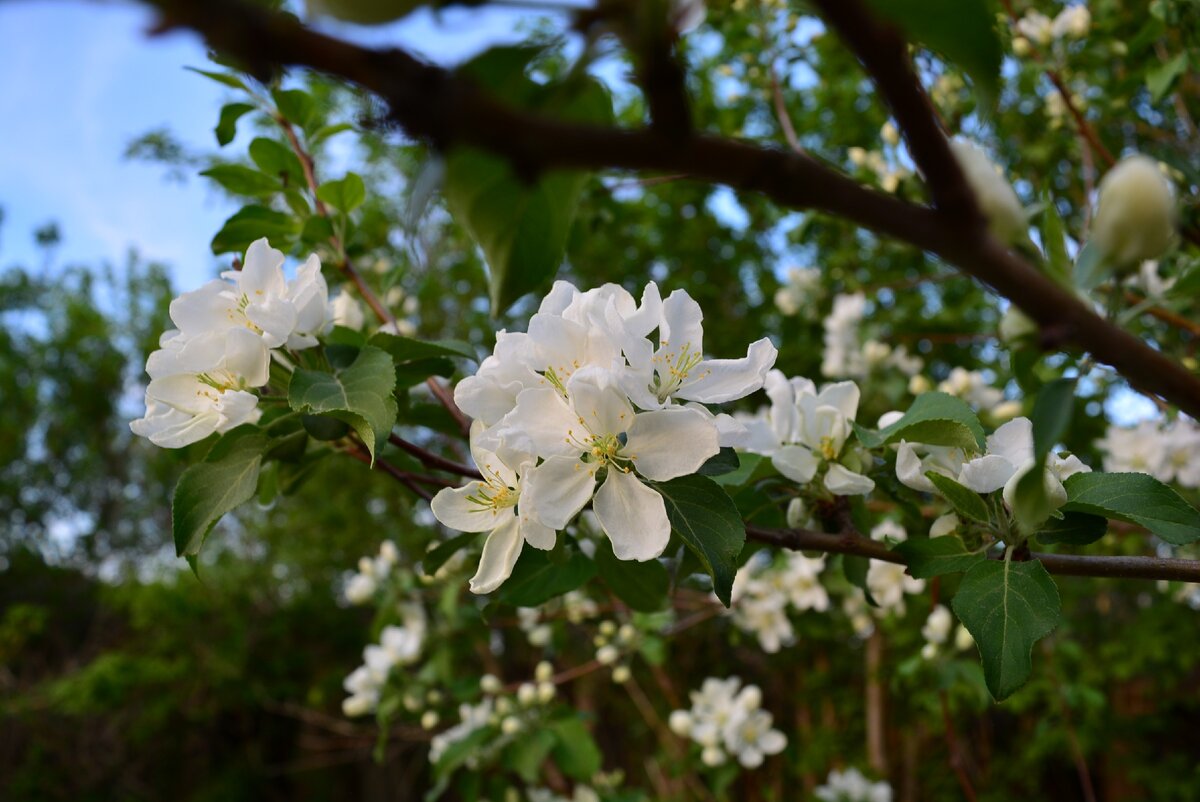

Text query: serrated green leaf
(548, 716), (602, 780)
(1036, 511), (1107, 546)
(287, 345), (397, 462)
(714, 452), (764, 488)
(1063, 472), (1200, 545)
(172, 426), (267, 557)
(497, 548), (595, 606)
(186, 66), (248, 91)
(272, 87), (316, 130)
(926, 472), (990, 523)
(317, 172), (366, 212)
(444, 48), (612, 314)
(369, 331), (478, 362)
(215, 102), (254, 147)
(200, 164), (281, 197)
(893, 536), (985, 578)
(854, 392), (985, 451)
(211, 205), (300, 255)
(653, 475), (746, 607)
(698, 447), (741, 477)
(863, 0), (1002, 106)
(248, 137), (306, 187)
(595, 538), (669, 612)
(422, 532), (479, 577)
(1147, 52), (1188, 103)
(953, 558), (1060, 700)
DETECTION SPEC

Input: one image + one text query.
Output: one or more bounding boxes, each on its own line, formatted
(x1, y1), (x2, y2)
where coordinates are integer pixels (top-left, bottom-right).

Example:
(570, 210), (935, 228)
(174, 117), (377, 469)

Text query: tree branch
(745, 525), (1200, 584)
(142, 0), (1200, 418)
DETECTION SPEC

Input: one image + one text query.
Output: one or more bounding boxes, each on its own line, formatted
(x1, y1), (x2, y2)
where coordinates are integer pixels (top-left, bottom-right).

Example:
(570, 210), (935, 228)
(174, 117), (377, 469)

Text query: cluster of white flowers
(935, 367), (1021, 420)
(130, 239), (331, 447)
(429, 665), (559, 763)
(342, 602), (427, 716)
(431, 281), (777, 594)
(815, 767), (893, 802)
(1013, 4), (1090, 53)
(428, 698), (494, 765)
(344, 540), (399, 605)
(920, 604), (975, 660)
(741, 370), (876, 496)
(517, 589), (600, 647)
(593, 619), (639, 683)
(864, 521), (925, 616)
(668, 677), (787, 769)
(818, 293), (921, 380)
(729, 551), (829, 653)
(1098, 417), (1200, 488)
(774, 266), (822, 317)
(898, 416), (1091, 510)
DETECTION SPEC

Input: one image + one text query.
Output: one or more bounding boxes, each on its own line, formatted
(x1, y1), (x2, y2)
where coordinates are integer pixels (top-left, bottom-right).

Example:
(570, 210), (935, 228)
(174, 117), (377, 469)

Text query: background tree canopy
(4, 0), (1200, 800)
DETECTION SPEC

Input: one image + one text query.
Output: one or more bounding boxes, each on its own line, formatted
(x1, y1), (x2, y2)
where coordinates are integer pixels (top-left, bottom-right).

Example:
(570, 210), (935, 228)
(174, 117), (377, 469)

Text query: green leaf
(317, 172), (366, 213)
(1147, 52), (1188, 103)
(186, 66), (248, 91)
(595, 538), (670, 612)
(309, 122), (355, 147)
(287, 345), (398, 462)
(893, 536), (985, 579)
(215, 102), (254, 147)
(248, 137), (306, 187)
(842, 554), (877, 607)
(211, 205), (300, 255)
(653, 475), (746, 607)
(853, 392), (986, 451)
(926, 472), (990, 523)
(1074, 240), (1110, 291)
(863, 0), (1002, 106)
(698, 447), (741, 477)
(369, 332), (478, 363)
(272, 87), (316, 129)
(714, 452), (764, 488)
(952, 558), (1061, 700)
(508, 728), (556, 783)
(394, 357), (455, 388)
(548, 716), (602, 780)
(444, 48), (612, 314)
(1039, 198), (1071, 285)
(1063, 472), (1200, 545)
(1037, 511), (1108, 546)
(308, 0), (428, 25)
(171, 427), (267, 558)
(200, 164), (281, 197)
(497, 548), (596, 606)
(422, 532), (478, 577)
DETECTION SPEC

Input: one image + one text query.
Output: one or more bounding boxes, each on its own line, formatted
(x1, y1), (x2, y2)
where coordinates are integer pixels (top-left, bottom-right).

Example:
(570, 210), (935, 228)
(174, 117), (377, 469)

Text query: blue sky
(0, 1), (547, 290)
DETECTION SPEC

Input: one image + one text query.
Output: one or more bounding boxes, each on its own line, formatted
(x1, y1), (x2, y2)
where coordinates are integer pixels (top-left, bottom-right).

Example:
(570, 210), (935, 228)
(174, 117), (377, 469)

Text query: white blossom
(957, 417), (1091, 509)
(670, 677), (786, 770)
(816, 767), (893, 802)
(1052, 4), (1090, 39)
(1091, 155), (1176, 268)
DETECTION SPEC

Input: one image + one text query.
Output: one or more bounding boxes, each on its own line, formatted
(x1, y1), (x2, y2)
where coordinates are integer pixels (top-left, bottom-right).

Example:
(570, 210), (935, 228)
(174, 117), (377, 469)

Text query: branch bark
(143, 0), (1200, 418)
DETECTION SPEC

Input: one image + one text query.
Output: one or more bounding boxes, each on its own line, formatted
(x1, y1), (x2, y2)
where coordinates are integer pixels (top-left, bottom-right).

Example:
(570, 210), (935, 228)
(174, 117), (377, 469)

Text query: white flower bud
(534, 661), (554, 682)
(785, 498), (810, 529)
(1091, 155), (1175, 269)
(921, 642), (938, 660)
(495, 697), (513, 715)
(1051, 4), (1089, 39)
(616, 623), (637, 644)
(425, 689), (443, 705)
(378, 540), (398, 565)
(480, 674), (502, 695)
(537, 681), (557, 704)
(999, 307), (1037, 344)
(949, 139), (1027, 244)
(611, 665), (631, 684)
(668, 710), (693, 736)
(516, 682), (537, 706)
(929, 513), (960, 539)
(955, 624), (975, 651)
(1012, 35), (1031, 57)
(701, 746), (727, 767)
(991, 400), (1023, 422)
(357, 557), (375, 576)
(420, 710), (440, 730)
(739, 684), (763, 710)
(342, 694), (375, 717)
(599, 620), (617, 637)
(848, 146), (868, 167)
(596, 645), (620, 665)
(881, 121), (900, 147)
(908, 375), (932, 395)
(402, 693), (422, 712)
(344, 574), (376, 605)
(501, 715), (522, 735)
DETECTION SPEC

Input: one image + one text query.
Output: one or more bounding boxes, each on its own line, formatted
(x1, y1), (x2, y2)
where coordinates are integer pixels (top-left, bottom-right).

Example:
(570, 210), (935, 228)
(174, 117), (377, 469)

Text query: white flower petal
(568, 368), (634, 437)
(676, 338), (778, 404)
(895, 441), (936, 492)
(816, 380), (861, 422)
(659, 289), (705, 355)
(239, 238), (287, 295)
(497, 387), (579, 458)
(987, 417), (1034, 468)
(594, 469), (672, 561)
(957, 454), (1015, 493)
(431, 482), (505, 533)
(625, 407), (720, 481)
(523, 455), (597, 530)
(772, 445), (820, 484)
(469, 515), (524, 594)
(519, 514), (557, 550)
(824, 464), (875, 495)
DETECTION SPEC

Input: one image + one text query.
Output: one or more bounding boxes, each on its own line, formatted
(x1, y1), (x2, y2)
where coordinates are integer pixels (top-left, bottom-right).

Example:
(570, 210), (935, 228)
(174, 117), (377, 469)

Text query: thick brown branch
(143, 0), (1200, 418)
(746, 525), (1200, 584)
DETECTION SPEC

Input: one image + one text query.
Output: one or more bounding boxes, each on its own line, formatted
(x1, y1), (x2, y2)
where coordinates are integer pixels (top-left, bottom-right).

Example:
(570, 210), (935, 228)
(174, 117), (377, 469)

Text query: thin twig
(388, 433), (482, 479)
